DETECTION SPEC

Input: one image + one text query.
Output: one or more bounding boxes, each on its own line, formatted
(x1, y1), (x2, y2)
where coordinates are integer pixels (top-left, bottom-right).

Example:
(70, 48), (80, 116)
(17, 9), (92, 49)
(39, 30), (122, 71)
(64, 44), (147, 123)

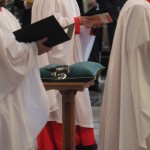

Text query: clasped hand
(78, 16), (103, 29)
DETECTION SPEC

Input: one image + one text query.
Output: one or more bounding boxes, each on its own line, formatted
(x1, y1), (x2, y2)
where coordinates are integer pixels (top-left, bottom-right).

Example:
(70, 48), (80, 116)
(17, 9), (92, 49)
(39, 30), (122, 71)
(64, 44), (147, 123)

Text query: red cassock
(37, 121), (96, 150)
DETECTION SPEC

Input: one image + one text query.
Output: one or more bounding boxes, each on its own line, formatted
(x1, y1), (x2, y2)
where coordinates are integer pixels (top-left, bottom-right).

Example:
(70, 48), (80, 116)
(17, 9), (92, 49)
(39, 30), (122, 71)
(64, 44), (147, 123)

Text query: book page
(64, 28), (69, 33)
(97, 12), (113, 23)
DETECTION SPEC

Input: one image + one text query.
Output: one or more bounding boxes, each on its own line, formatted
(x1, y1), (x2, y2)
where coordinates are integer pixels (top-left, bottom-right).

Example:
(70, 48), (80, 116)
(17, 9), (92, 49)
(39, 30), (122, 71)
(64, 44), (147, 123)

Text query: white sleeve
(0, 27), (38, 102)
(32, 0), (74, 27)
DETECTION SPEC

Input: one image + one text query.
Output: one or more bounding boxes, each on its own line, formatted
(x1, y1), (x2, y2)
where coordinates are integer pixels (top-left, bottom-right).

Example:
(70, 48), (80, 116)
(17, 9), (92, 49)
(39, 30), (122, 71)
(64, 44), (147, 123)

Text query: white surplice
(0, 7), (50, 150)
(99, 0), (150, 150)
(32, 0), (95, 127)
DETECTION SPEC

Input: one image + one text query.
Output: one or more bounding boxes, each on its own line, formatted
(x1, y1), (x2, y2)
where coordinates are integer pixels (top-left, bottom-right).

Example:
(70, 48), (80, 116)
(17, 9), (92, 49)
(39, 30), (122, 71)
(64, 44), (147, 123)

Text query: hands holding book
(78, 16), (103, 29)
(36, 38), (52, 55)
(79, 7), (119, 28)
(85, 16), (103, 28)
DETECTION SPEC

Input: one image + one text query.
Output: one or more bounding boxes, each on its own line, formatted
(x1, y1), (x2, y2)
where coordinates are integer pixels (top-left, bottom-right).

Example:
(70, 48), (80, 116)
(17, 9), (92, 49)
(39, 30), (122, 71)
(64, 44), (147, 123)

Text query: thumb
(37, 37), (48, 43)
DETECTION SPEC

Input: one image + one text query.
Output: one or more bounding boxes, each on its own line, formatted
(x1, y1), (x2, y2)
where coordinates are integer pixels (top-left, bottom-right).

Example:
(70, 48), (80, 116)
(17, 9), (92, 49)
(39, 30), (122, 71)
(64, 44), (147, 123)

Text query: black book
(13, 15), (75, 47)
(83, 7), (119, 23)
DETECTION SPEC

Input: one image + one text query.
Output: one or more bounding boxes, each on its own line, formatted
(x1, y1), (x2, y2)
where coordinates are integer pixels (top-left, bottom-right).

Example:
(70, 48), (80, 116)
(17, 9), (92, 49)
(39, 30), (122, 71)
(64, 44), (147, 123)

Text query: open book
(13, 15), (75, 47)
(83, 7), (119, 23)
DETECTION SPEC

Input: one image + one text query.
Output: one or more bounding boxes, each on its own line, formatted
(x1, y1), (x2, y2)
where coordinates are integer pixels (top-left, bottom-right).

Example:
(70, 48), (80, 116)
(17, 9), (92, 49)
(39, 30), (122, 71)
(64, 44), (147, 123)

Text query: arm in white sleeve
(0, 27), (38, 102)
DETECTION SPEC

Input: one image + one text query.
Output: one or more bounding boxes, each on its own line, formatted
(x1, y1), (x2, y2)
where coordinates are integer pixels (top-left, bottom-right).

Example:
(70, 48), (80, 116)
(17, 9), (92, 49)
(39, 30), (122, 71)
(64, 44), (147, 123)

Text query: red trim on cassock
(37, 121), (96, 150)
(74, 17), (80, 34)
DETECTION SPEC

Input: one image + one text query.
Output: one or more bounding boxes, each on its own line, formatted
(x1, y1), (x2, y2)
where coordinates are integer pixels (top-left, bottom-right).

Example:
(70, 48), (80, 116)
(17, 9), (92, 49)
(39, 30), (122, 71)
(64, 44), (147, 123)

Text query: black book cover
(13, 15), (75, 47)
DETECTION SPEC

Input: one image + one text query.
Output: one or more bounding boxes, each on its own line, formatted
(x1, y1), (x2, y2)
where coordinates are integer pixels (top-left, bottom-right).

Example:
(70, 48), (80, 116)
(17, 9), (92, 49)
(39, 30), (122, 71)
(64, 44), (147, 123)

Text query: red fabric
(147, 0), (150, 2)
(74, 17), (80, 34)
(37, 121), (96, 150)
(76, 125), (96, 146)
(0, 6), (1, 11)
(37, 122), (56, 150)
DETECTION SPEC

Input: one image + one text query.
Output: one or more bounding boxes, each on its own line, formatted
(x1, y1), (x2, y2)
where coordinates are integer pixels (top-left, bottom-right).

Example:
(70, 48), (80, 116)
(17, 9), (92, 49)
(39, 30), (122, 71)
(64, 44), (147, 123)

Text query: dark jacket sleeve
(14, 0), (25, 9)
(97, 0), (124, 7)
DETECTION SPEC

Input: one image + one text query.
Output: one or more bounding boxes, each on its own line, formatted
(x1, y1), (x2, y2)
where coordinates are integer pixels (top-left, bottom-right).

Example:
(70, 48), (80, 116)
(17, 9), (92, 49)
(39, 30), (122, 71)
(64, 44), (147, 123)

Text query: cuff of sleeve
(74, 17), (80, 34)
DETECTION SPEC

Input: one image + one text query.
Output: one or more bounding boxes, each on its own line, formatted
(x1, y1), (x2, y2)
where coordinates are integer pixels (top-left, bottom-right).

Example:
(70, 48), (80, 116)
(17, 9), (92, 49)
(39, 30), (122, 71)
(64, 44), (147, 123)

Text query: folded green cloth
(40, 61), (104, 82)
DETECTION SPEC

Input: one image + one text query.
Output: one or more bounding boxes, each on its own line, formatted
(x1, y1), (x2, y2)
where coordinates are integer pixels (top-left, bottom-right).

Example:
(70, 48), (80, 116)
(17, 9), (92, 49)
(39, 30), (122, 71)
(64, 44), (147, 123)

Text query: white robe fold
(99, 0), (150, 150)
(0, 8), (50, 150)
(32, 0), (95, 127)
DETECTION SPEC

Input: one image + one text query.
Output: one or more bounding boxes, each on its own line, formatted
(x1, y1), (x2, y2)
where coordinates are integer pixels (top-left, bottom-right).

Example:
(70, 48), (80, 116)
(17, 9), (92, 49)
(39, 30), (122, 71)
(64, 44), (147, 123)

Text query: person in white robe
(99, 0), (150, 150)
(32, 0), (102, 149)
(0, 2), (53, 150)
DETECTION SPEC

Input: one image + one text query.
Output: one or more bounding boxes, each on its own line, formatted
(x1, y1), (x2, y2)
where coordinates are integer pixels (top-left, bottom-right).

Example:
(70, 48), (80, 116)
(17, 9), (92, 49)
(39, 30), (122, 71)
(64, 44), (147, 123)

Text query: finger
(85, 16), (95, 20)
(37, 37), (48, 44)
(83, 19), (90, 23)
(41, 37), (48, 43)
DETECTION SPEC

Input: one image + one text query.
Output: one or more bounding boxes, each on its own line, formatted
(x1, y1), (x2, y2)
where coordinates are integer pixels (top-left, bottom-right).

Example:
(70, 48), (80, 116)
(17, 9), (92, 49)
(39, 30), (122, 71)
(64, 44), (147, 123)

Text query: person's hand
(84, 16), (103, 28)
(78, 16), (92, 26)
(36, 38), (52, 55)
